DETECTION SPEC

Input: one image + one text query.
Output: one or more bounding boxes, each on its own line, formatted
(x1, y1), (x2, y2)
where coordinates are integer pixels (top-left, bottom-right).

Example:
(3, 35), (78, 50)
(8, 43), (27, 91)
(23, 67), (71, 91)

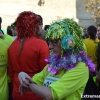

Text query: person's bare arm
(29, 83), (53, 100)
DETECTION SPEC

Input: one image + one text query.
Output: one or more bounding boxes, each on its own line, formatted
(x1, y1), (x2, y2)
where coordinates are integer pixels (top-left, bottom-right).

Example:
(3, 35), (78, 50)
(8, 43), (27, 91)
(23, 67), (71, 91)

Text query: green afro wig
(45, 18), (84, 54)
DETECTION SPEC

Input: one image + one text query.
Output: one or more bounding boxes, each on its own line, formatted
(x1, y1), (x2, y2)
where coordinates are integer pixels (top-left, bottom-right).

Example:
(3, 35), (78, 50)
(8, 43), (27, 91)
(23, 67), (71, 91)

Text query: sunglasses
(47, 39), (60, 46)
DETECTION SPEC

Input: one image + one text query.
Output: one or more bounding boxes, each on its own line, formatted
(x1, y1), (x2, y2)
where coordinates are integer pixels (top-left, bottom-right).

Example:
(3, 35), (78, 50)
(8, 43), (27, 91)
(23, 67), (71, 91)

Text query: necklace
(45, 51), (95, 74)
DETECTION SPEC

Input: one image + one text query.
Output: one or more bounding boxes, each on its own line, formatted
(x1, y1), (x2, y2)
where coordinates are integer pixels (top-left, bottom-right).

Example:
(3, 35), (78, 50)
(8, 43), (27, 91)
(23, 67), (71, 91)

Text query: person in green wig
(18, 18), (95, 100)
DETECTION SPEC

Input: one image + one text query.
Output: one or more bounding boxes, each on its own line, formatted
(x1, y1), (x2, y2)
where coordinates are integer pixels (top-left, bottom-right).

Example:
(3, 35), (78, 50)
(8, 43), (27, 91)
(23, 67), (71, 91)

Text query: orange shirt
(8, 37), (49, 100)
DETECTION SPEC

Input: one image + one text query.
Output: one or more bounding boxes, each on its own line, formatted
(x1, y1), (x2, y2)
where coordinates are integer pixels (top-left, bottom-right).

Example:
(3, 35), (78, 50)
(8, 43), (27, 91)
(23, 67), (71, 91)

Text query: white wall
(0, 0), (77, 29)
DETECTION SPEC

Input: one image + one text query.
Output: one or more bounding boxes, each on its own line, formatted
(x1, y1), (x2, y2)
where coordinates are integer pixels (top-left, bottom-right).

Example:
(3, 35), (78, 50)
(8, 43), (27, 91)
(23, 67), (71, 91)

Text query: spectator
(0, 17), (14, 100)
(8, 11), (49, 100)
(84, 25), (99, 99)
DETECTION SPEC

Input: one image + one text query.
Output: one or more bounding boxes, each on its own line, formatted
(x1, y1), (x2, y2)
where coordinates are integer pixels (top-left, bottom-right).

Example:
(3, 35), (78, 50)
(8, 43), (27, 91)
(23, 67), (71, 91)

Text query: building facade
(0, 0), (95, 29)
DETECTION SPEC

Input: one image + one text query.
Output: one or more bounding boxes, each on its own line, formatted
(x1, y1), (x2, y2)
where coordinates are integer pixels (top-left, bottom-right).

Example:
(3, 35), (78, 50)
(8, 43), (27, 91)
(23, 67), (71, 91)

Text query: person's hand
(18, 72), (33, 87)
(0, 31), (4, 38)
(19, 85), (31, 95)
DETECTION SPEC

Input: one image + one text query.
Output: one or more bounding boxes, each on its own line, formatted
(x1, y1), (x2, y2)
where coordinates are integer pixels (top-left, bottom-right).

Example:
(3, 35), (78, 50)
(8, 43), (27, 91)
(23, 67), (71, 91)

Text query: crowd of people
(0, 10), (100, 100)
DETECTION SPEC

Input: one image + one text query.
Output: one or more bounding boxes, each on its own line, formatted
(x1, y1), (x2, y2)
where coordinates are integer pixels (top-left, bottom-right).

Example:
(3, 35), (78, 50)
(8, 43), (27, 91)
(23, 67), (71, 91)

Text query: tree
(84, 0), (100, 25)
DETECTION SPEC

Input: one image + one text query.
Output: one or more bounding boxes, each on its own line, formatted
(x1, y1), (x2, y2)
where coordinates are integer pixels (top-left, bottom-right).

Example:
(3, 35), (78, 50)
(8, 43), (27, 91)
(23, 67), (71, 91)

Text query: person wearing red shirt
(8, 11), (49, 100)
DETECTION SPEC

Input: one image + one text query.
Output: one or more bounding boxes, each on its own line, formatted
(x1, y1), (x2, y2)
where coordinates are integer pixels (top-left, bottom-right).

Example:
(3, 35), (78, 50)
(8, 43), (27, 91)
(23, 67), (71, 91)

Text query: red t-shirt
(8, 37), (50, 100)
